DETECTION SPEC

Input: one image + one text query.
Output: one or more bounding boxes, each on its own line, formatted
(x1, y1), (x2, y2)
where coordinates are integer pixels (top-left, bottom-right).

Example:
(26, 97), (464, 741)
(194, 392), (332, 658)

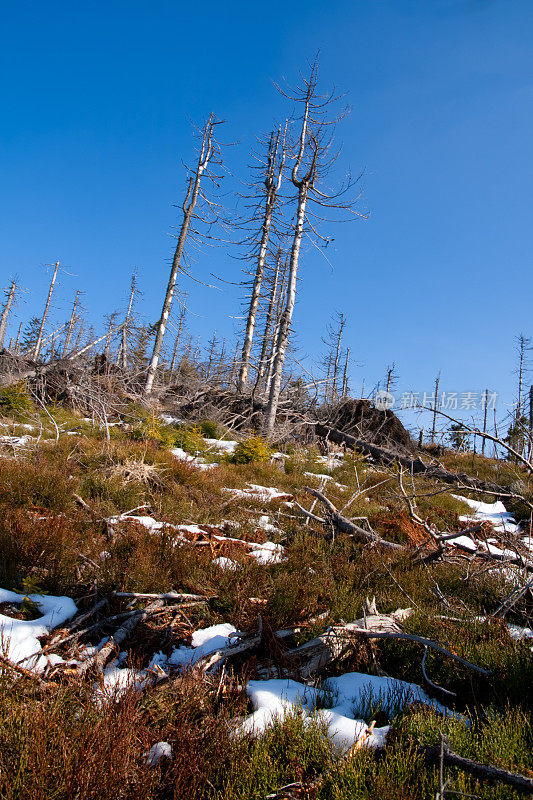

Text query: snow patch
(0, 589), (77, 673)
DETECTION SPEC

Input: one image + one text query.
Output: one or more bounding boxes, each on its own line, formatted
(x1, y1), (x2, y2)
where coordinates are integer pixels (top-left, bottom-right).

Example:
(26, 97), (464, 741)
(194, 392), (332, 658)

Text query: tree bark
(144, 115), (217, 395)
(237, 128), (284, 392)
(0, 281), (16, 349)
(34, 261), (60, 360)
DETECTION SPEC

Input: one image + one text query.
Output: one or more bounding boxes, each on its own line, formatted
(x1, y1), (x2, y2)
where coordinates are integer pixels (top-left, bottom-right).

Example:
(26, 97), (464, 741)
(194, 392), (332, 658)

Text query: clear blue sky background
(1, 0), (531, 434)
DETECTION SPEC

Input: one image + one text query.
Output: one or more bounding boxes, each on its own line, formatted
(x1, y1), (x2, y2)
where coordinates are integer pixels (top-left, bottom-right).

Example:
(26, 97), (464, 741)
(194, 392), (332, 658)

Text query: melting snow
(240, 672), (454, 752)
(222, 484), (293, 503)
(0, 588), (77, 673)
(168, 623), (239, 667)
(204, 438), (238, 454)
(453, 495), (520, 535)
(170, 448), (218, 471)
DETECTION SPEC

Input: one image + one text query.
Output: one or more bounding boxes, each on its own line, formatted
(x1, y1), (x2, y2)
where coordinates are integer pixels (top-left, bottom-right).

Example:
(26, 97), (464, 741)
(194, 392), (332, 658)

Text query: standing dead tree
(62, 290), (82, 358)
(0, 280), (18, 350)
(144, 114), (224, 395)
(34, 261), (60, 360)
(261, 253), (289, 396)
(237, 126), (287, 392)
(116, 274), (138, 370)
(321, 310), (347, 404)
(264, 60), (364, 435)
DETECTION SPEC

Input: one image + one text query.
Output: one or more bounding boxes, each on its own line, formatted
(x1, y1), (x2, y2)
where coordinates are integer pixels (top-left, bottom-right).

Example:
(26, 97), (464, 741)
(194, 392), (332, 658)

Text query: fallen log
(112, 591), (210, 602)
(315, 423), (529, 501)
(424, 734), (533, 794)
(301, 487), (406, 551)
(259, 610), (490, 680)
(77, 600), (164, 676)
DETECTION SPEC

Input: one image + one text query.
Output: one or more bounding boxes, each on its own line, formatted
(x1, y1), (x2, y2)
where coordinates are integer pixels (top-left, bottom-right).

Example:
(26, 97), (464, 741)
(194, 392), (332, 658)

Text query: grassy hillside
(0, 391), (532, 799)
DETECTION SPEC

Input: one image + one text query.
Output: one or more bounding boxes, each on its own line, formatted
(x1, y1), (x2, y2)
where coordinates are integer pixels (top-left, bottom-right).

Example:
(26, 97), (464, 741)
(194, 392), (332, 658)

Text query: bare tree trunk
(0, 281), (16, 349)
(430, 373), (440, 444)
(264, 178), (310, 435)
(13, 321), (22, 354)
(104, 312), (118, 359)
(237, 128), (285, 392)
(206, 330), (217, 380)
(324, 352), (332, 404)
(342, 347), (350, 398)
(263, 257), (288, 395)
(254, 252), (282, 392)
(63, 290), (80, 358)
(117, 274), (137, 370)
(34, 261), (60, 360)
(482, 388), (488, 456)
(331, 312), (346, 401)
(144, 115), (218, 396)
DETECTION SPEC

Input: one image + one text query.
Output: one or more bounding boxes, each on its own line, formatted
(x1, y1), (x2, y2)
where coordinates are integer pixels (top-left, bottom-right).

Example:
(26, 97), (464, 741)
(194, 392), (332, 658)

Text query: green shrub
(0, 381), (33, 417)
(131, 413), (179, 448)
(229, 436), (272, 465)
(171, 424), (207, 454)
(199, 419), (218, 439)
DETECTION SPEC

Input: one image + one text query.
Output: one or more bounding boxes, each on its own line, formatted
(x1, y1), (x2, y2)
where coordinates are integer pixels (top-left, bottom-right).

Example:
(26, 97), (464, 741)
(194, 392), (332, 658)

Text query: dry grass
(0, 404), (532, 798)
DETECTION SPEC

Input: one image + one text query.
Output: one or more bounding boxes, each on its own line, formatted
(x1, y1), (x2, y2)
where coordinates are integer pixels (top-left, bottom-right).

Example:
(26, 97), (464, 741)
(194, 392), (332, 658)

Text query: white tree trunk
(34, 261), (59, 360)
(0, 281), (16, 349)
(144, 116), (215, 396)
(264, 183), (308, 435)
(237, 130), (284, 392)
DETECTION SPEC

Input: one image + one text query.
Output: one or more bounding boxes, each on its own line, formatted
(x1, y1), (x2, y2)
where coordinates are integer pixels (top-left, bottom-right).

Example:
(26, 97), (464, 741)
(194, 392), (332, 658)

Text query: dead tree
(253, 250), (285, 393)
(515, 334), (531, 422)
(168, 297), (187, 378)
(237, 126), (286, 392)
(103, 311), (119, 360)
(34, 261), (60, 360)
(117, 274), (138, 370)
(62, 290), (81, 357)
(342, 347), (350, 398)
(0, 280), (17, 350)
(264, 61), (363, 435)
(262, 255), (289, 396)
(144, 114), (223, 395)
(430, 372), (440, 444)
(322, 311), (346, 403)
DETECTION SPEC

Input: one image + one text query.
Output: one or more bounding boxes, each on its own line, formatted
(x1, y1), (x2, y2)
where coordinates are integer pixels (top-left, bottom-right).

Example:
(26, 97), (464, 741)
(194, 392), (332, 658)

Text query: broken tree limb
(77, 600), (164, 676)
(112, 591), (210, 602)
(259, 611), (490, 680)
(302, 487), (406, 551)
(424, 734), (533, 794)
(200, 618), (263, 671)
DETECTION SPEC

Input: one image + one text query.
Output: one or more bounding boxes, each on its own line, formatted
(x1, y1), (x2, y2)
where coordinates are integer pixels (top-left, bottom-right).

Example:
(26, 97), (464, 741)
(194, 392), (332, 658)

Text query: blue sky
(1, 0), (531, 434)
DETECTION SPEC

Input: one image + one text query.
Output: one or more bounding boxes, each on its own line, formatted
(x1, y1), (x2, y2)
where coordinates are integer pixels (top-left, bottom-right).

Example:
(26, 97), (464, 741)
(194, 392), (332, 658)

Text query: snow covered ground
(95, 623), (241, 703)
(449, 496), (524, 559)
(0, 588), (77, 673)
(454, 495), (520, 535)
(239, 672), (453, 751)
(108, 514), (285, 566)
(222, 484), (293, 503)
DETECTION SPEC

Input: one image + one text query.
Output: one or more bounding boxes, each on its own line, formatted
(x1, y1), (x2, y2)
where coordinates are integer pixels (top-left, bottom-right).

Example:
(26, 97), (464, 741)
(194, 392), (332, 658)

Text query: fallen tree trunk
(424, 735), (533, 794)
(315, 423), (528, 501)
(301, 486), (406, 551)
(258, 610), (489, 680)
(77, 600), (164, 676)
